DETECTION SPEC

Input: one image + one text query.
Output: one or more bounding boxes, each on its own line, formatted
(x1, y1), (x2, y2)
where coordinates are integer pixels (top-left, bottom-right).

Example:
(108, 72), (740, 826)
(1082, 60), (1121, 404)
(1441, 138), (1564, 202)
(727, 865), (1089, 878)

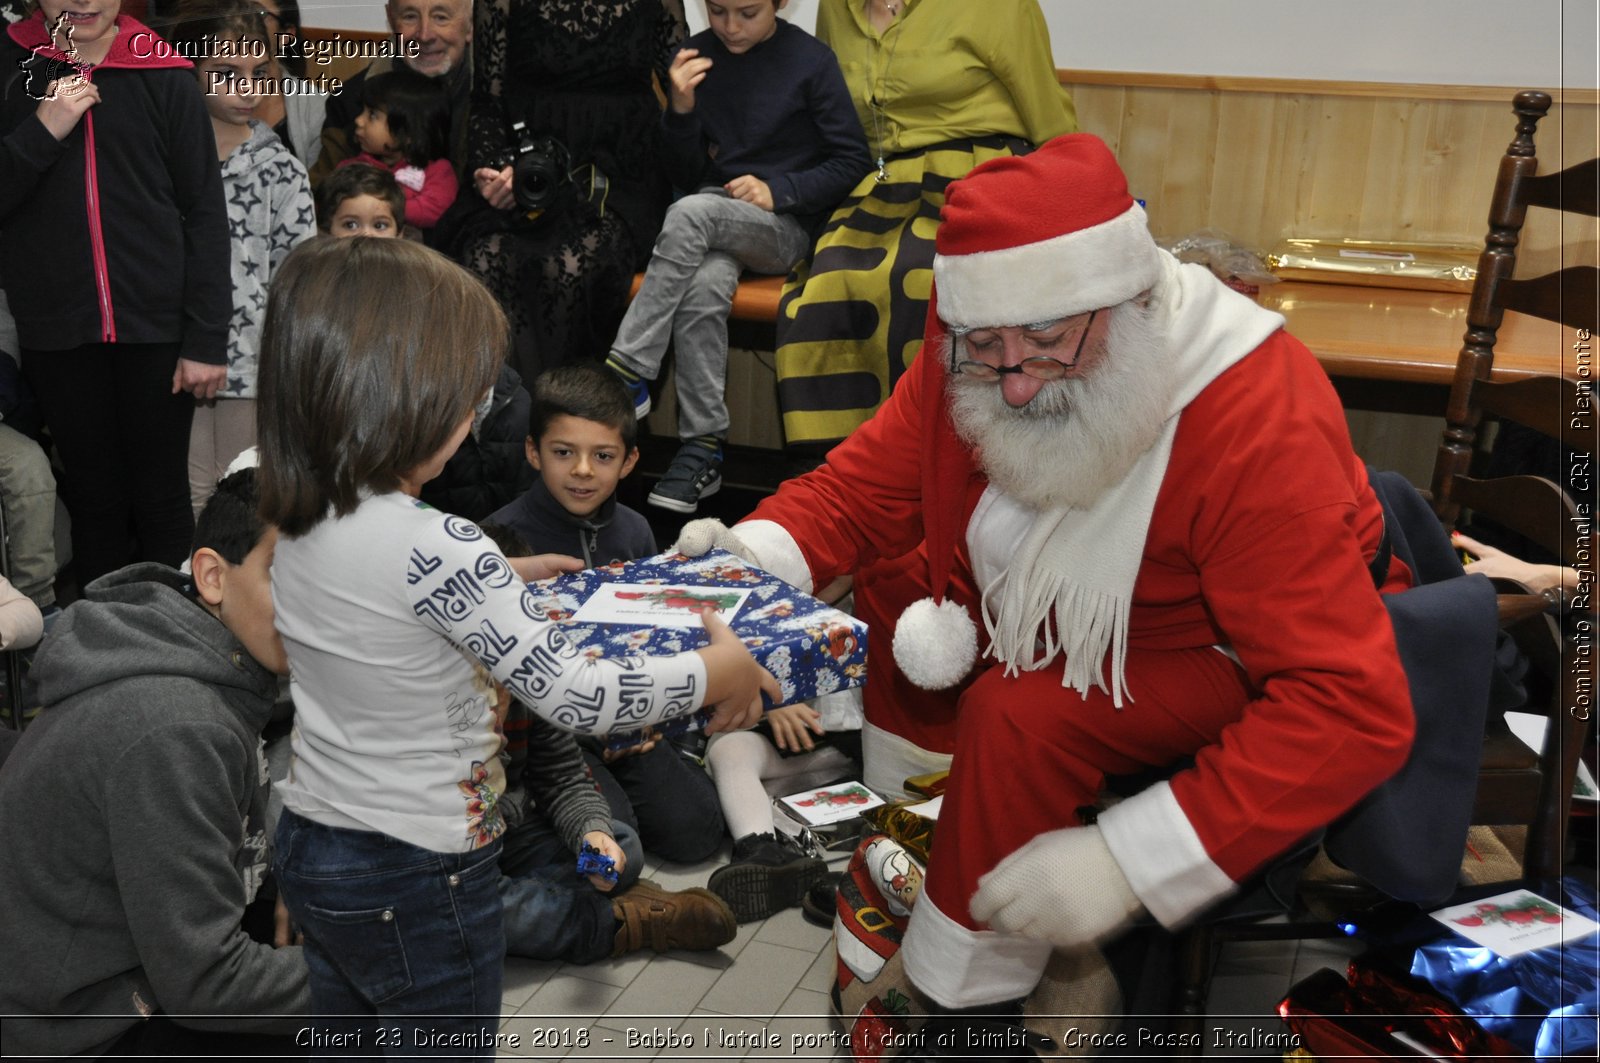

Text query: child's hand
(602, 727), (659, 763)
(172, 358), (226, 401)
(768, 703), (823, 752)
(509, 553), (585, 583)
(1453, 531), (1570, 595)
(725, 175), (774, 211)
(474, 165), (515, 211)
(36, 79), (99, 140)
(273, 896), (303, 947)
(668, 48), (712, 114)
(581, 831), (626, 892)
(696, 609), (779, 735)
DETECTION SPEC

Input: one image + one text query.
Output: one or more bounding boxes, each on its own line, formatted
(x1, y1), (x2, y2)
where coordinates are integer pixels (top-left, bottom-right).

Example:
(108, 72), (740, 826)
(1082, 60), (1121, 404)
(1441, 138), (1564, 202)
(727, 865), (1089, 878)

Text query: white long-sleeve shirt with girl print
(273, 492), (707, 853)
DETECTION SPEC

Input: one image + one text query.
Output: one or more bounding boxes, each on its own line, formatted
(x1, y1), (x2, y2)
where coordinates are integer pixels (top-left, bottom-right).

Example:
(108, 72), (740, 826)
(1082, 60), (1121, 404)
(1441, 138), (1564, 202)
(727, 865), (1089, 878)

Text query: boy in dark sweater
(480, 522), (736, 963)
(0, 470), (308, 1057)
(604, 0), (869, 513)
(487, 364), (652, 566)
(487, 364), (728, 865)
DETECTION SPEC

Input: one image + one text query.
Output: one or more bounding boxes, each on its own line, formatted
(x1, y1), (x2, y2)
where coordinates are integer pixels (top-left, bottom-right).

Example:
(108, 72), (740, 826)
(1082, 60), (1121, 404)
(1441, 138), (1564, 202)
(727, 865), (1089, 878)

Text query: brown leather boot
(611, 879), (737, 958)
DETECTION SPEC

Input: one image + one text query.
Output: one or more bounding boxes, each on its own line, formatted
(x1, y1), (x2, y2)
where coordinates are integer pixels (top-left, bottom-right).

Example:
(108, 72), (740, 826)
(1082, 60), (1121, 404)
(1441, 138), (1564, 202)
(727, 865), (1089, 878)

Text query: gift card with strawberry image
(781, 781), (886, 826)
(1430, 889), (1600, 957)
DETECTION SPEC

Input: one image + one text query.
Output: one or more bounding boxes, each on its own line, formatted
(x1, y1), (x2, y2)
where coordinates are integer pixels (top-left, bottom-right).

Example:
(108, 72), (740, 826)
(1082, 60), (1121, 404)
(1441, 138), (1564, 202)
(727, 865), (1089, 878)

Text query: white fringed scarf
(979, 258), (1286, 705)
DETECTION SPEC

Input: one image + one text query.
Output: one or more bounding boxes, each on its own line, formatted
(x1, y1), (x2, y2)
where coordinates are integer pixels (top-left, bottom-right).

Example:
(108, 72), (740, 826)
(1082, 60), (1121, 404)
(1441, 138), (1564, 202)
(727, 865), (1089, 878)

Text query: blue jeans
(274, 810), (504, 1062)
(584, 742), (726, 864)
(498, 816), (642, 964)
(609, 190), (810, 440)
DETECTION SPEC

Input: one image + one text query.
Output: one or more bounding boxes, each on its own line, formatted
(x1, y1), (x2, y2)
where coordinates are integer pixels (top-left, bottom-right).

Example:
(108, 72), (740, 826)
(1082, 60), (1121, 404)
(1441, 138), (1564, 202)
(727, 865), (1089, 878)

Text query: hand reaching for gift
(676, 518), (762, 565)
(696, 609), (779, 735)
(767, 703), (824, 752)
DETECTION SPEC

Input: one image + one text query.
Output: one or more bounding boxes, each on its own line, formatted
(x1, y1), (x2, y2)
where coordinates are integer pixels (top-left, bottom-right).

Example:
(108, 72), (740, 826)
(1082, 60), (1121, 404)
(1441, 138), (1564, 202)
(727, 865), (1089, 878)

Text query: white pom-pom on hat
(893, 597), (979, 690)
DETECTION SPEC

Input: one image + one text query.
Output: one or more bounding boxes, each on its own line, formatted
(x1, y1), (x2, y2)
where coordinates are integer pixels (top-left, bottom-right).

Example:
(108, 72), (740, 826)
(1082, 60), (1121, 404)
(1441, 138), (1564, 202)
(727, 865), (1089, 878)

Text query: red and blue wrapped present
(525, 550), (868, 746)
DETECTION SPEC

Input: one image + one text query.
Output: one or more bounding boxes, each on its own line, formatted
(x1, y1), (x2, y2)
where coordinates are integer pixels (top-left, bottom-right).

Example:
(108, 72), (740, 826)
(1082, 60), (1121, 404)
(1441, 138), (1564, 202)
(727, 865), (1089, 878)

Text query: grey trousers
(610, 190), (809, 440)
(0, 423), (56, 608)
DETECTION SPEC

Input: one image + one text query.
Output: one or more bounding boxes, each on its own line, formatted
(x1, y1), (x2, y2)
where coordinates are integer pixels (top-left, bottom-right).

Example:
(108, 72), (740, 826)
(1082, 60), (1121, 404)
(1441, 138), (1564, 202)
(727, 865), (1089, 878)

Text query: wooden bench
(628, 272), (785, 319)
(628, 272), (785, 352)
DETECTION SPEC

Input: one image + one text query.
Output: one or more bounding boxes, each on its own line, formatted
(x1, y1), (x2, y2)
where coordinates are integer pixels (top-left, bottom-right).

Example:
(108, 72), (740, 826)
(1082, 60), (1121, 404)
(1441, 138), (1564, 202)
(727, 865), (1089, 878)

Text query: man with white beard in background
(309, 0), (473, 186)
(678, 135), (1416, 1056)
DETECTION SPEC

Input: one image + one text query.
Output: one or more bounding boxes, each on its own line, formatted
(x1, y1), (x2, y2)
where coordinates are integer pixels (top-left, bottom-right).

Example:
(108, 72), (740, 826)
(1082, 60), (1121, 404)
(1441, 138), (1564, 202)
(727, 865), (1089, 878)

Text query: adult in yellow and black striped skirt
(774, 0), (1077, 457)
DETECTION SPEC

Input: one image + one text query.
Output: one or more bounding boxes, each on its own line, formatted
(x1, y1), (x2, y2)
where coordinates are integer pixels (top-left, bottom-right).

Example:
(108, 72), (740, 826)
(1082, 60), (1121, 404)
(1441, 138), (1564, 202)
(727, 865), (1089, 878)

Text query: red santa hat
(892, 134), (1163, 691)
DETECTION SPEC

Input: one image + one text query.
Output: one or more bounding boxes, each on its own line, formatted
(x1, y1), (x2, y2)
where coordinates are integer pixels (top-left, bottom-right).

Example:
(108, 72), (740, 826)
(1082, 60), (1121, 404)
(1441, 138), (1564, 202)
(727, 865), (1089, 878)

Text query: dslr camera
(500, 120), (572, 214)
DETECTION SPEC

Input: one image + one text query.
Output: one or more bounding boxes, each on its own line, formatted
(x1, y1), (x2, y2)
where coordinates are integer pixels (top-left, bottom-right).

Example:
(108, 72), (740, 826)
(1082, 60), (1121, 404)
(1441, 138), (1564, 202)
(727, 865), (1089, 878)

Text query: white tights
(704, 730), (854, 841)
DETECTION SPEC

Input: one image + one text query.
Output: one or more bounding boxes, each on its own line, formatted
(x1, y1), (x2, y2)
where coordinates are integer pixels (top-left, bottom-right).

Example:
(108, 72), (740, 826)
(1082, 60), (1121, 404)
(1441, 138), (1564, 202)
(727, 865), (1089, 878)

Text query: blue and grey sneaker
(605, 357), (652, 419)
(648, 442), (723, 513)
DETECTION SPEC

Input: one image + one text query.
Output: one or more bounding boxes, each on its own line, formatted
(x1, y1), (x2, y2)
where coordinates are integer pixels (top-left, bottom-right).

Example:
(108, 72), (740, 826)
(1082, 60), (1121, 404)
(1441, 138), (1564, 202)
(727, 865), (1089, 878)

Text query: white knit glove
(675, 518), (762, 566)
(970, 825), (1146, 948)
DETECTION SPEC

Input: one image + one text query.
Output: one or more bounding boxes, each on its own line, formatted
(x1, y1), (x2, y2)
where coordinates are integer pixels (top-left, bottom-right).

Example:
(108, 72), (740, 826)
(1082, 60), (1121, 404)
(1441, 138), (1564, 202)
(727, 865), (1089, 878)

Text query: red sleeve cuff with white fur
(1097, 780), (1237, 928)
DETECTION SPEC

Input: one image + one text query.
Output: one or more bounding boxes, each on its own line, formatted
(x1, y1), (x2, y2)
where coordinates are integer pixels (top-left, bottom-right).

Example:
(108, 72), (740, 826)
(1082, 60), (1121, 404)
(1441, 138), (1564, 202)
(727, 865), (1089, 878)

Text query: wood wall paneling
(291, 44), (1596, 454)
(1064, 79), (1598, 277)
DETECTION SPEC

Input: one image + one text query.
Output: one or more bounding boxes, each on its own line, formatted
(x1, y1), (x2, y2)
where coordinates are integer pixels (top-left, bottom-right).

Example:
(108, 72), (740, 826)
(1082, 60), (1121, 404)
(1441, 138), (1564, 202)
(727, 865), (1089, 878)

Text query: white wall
(301, 0), (819, 35)
(1044, 0), (1597, 89)
(300, 2), (387, 32)
(301, 0), (1599, 90)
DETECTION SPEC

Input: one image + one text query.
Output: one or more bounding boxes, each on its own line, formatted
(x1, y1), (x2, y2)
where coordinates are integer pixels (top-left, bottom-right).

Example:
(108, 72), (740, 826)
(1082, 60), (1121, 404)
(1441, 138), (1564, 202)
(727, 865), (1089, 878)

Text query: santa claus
(680, 134), (1414, 1048)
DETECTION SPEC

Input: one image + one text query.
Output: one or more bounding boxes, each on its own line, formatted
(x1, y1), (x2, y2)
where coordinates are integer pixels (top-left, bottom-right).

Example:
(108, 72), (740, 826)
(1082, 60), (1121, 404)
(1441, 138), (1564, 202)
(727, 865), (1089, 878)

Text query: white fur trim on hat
(933, 204), (1163, 329)
(893, 597), (979, 690)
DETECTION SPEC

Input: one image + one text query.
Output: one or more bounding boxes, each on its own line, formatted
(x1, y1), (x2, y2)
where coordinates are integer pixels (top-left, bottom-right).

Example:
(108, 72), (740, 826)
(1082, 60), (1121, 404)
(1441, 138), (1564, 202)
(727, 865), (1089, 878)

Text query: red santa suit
(731, 136), (1415, 1006)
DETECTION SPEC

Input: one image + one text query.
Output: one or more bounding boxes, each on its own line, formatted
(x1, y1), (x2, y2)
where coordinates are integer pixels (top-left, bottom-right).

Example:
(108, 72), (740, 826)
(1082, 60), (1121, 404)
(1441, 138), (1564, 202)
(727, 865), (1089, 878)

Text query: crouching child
(0, 469), (309, 1056)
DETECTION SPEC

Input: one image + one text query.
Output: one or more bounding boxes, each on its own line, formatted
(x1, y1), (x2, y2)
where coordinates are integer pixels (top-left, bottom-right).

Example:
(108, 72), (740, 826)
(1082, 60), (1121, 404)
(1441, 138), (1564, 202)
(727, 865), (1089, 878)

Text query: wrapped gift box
(1267, 238), (1480, 292)
(1412, 878), (1599, 1061)
(525, 550), (868, 728)
(1279, 964), (1532, 1061)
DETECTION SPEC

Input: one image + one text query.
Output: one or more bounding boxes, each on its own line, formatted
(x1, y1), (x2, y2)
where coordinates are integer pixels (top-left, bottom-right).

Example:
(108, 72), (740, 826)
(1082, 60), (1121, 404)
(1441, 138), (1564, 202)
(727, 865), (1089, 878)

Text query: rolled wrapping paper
(1267, 238), (1480, 293)
(863, 836), (925, 917)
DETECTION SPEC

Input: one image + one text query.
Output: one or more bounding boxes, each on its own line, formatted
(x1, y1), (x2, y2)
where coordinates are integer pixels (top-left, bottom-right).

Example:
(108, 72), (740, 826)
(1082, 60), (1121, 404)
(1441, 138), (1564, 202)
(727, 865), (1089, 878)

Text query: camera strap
(572, 164), (610, 218)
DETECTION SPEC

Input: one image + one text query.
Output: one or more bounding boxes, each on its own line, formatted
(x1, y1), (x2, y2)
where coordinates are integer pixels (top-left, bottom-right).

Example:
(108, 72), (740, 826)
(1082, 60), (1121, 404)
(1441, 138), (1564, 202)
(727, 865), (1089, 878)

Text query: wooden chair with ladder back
(1165, 89), (1596, 1053)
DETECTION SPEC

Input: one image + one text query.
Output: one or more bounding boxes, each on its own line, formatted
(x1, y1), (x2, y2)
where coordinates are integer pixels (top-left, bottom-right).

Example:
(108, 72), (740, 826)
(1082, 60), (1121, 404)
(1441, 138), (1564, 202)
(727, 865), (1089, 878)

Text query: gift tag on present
(779, 780), (885, 827)
(1430, 889), (1600, 957)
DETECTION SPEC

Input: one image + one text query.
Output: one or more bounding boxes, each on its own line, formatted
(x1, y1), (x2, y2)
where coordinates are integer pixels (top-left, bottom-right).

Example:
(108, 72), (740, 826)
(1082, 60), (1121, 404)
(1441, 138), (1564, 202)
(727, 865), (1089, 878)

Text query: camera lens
(512, 137), (571, 213)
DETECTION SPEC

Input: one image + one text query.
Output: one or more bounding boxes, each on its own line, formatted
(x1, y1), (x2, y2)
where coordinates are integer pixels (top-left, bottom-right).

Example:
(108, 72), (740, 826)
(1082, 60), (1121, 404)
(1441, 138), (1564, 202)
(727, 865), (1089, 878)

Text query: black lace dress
(460, 0), (683, 381)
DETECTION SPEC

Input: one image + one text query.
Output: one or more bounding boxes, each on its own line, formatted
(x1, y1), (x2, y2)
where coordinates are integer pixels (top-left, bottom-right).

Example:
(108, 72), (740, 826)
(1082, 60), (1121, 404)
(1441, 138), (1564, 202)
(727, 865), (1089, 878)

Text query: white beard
(946, 302), (1176, 511)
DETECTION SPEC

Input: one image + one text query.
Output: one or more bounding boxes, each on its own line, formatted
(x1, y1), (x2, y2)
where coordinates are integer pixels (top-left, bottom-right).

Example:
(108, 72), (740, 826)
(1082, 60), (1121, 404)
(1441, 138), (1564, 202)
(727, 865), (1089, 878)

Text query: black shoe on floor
(707, 831), (830, 922)
(800, 870), (846, 928)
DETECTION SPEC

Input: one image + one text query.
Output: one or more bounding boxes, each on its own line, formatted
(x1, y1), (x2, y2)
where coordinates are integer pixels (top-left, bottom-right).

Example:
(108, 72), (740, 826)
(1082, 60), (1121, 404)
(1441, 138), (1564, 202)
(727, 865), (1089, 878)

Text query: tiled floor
(495, 845), (1361, 1061)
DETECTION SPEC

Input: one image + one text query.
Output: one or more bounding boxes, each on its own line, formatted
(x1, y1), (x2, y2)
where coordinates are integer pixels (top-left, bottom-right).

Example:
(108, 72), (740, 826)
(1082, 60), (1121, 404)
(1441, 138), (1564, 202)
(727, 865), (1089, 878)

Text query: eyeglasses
(950, 310), (1098, 381)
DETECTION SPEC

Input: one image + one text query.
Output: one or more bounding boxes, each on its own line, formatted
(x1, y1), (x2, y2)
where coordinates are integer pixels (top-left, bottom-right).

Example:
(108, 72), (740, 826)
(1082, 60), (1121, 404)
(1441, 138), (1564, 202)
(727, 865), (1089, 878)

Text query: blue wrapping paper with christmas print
(1410, 876), (1599, 1061)
(524, 549), (868, 748)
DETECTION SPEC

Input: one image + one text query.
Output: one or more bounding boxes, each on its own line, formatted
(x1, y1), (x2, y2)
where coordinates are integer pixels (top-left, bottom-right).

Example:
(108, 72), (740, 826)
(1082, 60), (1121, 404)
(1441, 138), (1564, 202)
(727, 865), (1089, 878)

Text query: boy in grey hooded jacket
(0, 470), (308, 1056)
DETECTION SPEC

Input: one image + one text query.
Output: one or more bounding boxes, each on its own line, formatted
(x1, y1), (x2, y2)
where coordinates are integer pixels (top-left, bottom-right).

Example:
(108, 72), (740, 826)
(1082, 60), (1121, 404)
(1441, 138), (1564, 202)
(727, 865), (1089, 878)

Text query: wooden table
(632, 273), (1570, 416)
(1258, 281), (1566, 413)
